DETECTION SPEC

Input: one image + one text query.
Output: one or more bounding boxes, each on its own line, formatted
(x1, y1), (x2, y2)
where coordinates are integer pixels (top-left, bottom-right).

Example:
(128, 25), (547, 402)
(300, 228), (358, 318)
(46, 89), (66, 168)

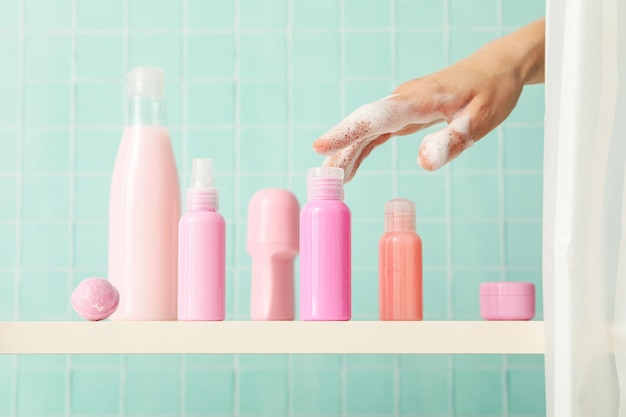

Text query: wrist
(472, 18), (545, 86)
(501, 18), (546, 85)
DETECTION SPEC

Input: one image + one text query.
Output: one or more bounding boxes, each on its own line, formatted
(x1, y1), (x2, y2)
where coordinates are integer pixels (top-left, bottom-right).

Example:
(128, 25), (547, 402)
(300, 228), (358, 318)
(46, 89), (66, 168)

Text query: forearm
(508, 18), (545, 85)
(467, 18), (546, 85)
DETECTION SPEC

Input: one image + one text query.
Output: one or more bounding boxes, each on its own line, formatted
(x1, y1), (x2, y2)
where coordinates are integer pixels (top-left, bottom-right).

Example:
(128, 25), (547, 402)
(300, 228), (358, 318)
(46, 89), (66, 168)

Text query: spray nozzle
(187, 158), (219, 211)
(191, 158), (215, 190)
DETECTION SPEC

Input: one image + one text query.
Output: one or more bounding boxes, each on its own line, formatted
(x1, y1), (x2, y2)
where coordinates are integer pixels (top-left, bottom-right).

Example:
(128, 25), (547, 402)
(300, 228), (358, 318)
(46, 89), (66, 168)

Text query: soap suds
(313, 95), (440, 155)
(418, 114), (472, 171)
(314, 93), (469, 175)
(323, 136), (375, 181)
(313, 93), (455, 153)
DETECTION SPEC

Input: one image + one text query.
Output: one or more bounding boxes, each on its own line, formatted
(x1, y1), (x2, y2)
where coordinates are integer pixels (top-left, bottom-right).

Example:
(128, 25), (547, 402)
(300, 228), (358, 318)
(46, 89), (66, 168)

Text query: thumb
(417, 114), (474, 171)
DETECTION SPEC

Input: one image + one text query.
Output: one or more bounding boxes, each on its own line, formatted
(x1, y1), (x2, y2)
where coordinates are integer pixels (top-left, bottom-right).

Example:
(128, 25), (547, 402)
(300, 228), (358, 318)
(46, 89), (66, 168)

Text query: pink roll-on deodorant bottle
(247, 189), (299, 321)
(300, 167), (351, 321)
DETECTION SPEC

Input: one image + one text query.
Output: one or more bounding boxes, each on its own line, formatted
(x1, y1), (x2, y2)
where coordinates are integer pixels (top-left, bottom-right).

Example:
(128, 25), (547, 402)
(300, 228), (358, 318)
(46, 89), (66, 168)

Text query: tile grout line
(496, 1), (510, 415)
(233, 0), (241, 415)
(65, 0), (79, 414)
(339, 0), (347, 416)
(0, 26), (532, 35)
(0, 216), (544, 225)
(0, 264), (545, 273)
(120, 0), (129, 415)
(0, 121), (546, 129)
(0, 168), (546, 177)
(11, 0), (25, 415)
(286, 0), (294, 416)
(286, 0), (294, 192)
(443, 0), (454, 416)
(390, 2), (400, 416)
(390, 0), (398, 200)
(180, 0), (188, 415)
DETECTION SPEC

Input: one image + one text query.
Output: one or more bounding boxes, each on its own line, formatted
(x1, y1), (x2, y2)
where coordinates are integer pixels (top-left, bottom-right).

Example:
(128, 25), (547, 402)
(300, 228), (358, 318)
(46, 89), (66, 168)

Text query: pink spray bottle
(178, 159), (226, 321)
(299, 167), (351, 321)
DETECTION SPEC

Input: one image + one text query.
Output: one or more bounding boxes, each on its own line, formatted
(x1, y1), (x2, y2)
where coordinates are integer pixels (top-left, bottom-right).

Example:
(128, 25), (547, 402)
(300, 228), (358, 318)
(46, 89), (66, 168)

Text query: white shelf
(0, 321), (544, 355)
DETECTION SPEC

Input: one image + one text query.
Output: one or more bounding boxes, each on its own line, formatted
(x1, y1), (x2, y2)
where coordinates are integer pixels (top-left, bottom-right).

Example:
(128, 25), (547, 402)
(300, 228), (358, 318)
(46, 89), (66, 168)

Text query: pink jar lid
(480, 282), (535, 296)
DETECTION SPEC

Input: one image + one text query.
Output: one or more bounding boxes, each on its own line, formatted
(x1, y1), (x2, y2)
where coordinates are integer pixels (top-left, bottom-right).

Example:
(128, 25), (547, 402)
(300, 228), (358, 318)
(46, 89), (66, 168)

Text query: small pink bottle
(300, 167), (351, 321)
(178, 159), (226, 321)
(379, 198), (423, 321)
(247, 189), (299, 320)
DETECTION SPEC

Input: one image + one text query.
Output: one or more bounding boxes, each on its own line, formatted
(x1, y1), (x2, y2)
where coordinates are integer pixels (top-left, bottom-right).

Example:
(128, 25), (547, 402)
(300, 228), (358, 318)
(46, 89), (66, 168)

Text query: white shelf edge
(0, 321), (544, 355)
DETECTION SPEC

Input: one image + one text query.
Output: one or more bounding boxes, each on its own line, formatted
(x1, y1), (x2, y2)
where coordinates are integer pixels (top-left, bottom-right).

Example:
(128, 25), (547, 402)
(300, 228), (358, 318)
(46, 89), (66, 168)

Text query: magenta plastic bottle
(108, 67), (180, 321)
(300, 167), (351, 321)
(178, 159), (226, 321)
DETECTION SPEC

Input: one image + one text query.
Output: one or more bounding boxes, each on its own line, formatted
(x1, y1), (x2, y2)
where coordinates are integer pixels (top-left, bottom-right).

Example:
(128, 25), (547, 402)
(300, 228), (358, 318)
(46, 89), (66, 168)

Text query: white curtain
(544, 0), (626, 415)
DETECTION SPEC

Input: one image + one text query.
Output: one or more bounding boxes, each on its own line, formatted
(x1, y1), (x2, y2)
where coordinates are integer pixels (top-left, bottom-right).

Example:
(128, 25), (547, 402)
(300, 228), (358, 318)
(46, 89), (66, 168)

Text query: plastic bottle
(300, 167), (351, 321)
(247, 189), (299, 320)
(108, 67), (181, 321)
(178, 159), (226, 321)
(379, 198), (423, 321)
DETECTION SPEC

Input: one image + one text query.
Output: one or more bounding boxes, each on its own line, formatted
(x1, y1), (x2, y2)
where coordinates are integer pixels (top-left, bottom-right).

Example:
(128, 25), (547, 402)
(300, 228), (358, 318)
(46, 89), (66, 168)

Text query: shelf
(0, 321), (544, 355)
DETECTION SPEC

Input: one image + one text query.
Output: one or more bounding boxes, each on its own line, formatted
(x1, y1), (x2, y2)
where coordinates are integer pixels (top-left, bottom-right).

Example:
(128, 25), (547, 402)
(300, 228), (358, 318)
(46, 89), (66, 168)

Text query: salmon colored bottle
(379, 198), (422, 321)
(108, 67), (180, 320)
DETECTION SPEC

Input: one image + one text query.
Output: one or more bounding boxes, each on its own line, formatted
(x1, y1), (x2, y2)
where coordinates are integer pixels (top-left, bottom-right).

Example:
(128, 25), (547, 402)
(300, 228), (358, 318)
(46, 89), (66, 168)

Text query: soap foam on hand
(312, 93), (475, 180)
(71, 278), (120, 321)
(418, 114), (473, 171)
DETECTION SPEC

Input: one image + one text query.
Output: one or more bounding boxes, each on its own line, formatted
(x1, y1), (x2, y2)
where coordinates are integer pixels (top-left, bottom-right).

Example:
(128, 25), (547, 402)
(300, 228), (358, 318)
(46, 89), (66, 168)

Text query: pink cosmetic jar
(479, 282), (535, 321)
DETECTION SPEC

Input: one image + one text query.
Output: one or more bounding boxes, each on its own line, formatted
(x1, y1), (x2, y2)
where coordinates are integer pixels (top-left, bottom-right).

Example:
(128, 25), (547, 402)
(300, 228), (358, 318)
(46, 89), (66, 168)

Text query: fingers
(313, 95), (439, 155)
(417, 114), (474, 171)
(344, 134), (391, 182)
(322, 137), (375, 182)
(322, 134), (392, 183)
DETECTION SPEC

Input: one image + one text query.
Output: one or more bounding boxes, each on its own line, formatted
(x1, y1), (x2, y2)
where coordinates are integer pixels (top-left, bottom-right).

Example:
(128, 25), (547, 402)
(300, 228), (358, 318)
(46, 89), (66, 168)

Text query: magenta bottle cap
(479, 282), (535, 296)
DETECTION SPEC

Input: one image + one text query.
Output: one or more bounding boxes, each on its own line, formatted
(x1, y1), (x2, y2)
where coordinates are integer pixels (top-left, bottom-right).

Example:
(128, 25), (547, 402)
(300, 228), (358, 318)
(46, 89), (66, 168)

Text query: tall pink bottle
(300, 167), (351, 321)
(379, 198), (423, 321)
(178, 159), (225, 321)
(108, 67), (181, 321)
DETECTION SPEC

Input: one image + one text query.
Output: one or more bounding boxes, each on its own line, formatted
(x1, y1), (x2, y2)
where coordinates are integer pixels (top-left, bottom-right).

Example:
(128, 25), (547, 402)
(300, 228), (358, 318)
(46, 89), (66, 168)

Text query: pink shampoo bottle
(178, 159), (226, 321)
(108, 67), (181, 320)
(300, 167), (351, 321)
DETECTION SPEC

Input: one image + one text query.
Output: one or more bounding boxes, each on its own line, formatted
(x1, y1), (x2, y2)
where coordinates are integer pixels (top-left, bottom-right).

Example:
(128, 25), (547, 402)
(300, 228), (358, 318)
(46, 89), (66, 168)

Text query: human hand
(313, 19), (545, 183)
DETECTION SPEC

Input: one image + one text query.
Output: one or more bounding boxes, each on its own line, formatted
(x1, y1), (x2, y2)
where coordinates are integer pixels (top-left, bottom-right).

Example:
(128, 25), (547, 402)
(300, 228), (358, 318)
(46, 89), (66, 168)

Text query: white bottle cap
(127, 67), (165, 99)
(307, 166), (345, 201)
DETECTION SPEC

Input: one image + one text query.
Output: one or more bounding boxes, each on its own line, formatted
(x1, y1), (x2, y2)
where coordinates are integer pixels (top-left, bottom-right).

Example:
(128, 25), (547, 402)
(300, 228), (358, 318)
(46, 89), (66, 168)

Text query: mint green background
(0, 0), (546, 415)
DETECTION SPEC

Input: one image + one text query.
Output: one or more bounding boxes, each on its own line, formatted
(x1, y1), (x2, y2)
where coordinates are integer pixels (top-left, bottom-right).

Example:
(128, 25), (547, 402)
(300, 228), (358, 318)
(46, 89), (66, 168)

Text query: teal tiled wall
(0, 0), (546, 415)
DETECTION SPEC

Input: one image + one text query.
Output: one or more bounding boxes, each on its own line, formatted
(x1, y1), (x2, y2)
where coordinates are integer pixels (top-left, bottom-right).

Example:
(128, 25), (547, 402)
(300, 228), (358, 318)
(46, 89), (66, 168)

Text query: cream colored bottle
(108, 67), (180, 320)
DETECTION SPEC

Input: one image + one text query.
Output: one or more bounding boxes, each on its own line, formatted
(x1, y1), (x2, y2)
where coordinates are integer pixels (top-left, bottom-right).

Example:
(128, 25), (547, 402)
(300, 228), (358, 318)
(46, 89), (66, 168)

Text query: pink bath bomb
(71, 278), (119, 321)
